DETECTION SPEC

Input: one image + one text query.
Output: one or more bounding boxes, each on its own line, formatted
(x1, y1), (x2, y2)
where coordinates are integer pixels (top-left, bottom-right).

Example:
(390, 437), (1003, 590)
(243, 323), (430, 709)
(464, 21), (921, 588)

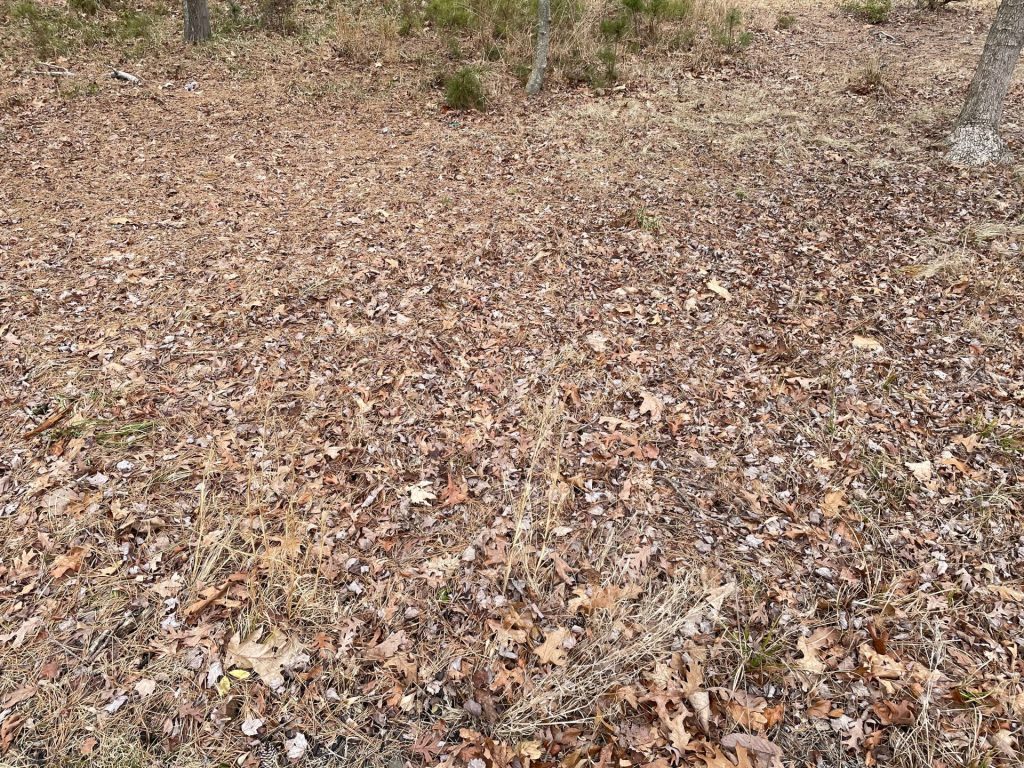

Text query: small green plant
(841, 0), (891, 24)
(713, 6), (752, 53)
(633, 206), (662, 232)
(427, 0), (472, 29)
(775, 11), (795, 29)
(444, 66), (486, 110)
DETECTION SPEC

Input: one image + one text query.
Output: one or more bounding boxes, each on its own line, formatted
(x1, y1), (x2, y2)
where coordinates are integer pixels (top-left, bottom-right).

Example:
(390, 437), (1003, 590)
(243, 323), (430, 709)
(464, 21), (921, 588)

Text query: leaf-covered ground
(1, 2), (1023, 766)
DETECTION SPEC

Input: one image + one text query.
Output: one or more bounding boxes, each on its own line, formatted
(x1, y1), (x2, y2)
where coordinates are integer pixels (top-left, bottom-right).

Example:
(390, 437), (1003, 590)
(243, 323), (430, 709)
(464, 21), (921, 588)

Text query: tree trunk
(947, 0), (1024, 165)
(183, 0), (211, 43)
(526, 0), (551, 97)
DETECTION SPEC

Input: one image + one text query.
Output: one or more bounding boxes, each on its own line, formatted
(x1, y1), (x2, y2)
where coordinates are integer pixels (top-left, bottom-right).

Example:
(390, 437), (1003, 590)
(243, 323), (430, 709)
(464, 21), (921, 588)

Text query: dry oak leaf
(820, 489), (845, 518)
(806, 698), (832, 719)
(1, 714), (26, 754)
(665, 713), (691, 751)
(639, 391), (664, 423)
(585, 330), (609, 353)
(720, 733), (783, 768)
(795, 627), (837, 674)
(50, 546), (88, 579)
(534, 628), (570, 666)
(224, 628), (307, 691)
(727, 692), (768, 730)
(408, 480), (436, 506)
(367, 630), (407, 661)
(872, 699), (916, 726)
(859, 643), (902, 680)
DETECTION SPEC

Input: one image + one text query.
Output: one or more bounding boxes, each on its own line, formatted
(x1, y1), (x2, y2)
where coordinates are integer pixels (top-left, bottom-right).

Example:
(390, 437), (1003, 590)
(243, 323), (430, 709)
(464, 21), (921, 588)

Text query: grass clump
(2, 0), (162, 58)
(775, 11), (795, 29)
(427, 0), (473, 29)
(444, 65), (487, 109)
(841, 0), (891, 24)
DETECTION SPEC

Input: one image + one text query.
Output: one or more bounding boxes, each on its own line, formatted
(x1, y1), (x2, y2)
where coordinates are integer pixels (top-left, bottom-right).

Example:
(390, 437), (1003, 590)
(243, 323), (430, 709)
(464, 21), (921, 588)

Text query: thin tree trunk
(183, 0), (211, 43)
(947, 0), (1024, 165)
(526, 0), (551, 97)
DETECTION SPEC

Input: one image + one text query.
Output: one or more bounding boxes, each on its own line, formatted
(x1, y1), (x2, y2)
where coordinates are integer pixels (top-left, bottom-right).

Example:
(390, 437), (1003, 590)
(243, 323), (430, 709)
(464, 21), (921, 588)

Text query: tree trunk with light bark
(947, 0), (1024, 165)
(526, 0), (551, 97)
(184, 0), (211, 43)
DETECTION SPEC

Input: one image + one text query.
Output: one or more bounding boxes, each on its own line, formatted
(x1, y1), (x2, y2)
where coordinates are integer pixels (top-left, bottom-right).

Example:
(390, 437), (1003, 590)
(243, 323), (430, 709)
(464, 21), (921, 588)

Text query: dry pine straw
(0, 0), (1023, 767)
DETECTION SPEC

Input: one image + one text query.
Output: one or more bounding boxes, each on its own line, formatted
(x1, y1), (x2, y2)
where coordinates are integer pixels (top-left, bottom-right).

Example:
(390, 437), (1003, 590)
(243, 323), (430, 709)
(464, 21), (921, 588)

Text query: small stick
(22, 405), (73, 439)
(110, 68), (141, 85)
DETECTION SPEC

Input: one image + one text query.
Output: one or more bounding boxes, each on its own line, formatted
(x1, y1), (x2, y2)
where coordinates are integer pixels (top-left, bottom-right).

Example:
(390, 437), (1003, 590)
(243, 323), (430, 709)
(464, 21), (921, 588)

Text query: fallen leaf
(49, 546), (88, 579)
(820, 489), (845, 518)
(241, 717), (264, 736)
(0, 685), (38, 708)
(134, 678), (157, 699)
(796, 627), (836, 673)
(225, 628), (308, 691)
(534, 628), (570, 666)
(665, 713), (690, 751)
(440, 475), (469, 507)
(585, 330), (609, 353)
(905, 460), (932, 482)
(806, 698), (832, 719)
(284, 732), (308, 759)
(639, 391), (663, 422)
(720, 733), (782, 767)
(688, 690), (712, 732)
(872, 699), (916, 726)
(408, 480), (436, 506)
(0, 714), (25, 754)
(852, 334), (882, 351)
(859, 643), (902, 680)
(707, 278), (731, 300)
(104, 694), (128, 714)
(367, 630), (407, 661)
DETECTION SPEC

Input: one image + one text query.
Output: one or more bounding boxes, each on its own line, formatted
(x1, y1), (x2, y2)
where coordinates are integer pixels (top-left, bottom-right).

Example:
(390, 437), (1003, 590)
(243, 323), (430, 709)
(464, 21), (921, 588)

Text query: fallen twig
(110, 68), (141, 85)
(22, 404), (73, 439)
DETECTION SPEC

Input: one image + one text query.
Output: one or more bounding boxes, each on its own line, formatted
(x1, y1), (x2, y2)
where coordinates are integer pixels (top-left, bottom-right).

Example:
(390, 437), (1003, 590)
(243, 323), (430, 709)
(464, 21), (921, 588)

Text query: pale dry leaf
(665, 713), (690, 751)
(134, 678), (157, 699)
(639, 391), (664, 422)
(0, 685), (37, 709)
(225, 629), (308, 691)
(688, 690), (711, 733)
(707, 278), (731, 300)
(284, 732), (308, 759)
(721, 733), (782, 767)
(795, 627), (836, 673)
(534, 628), (570, 666)
(408, 480), (436, 506)
(367, 630), (407, 661)
(820, 489), (845, 518)
(585, 330), (609, 353)
(852, 334), (882, 351)
(905, 460), (932, 482)
(241, 717), (264, 736)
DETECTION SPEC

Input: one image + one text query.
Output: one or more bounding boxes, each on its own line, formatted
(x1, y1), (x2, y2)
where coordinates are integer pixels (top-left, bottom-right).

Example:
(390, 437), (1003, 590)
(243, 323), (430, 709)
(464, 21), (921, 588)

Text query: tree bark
(183, 0), (211, 43)
(947, 0), (1024, 165)
(526, 0), (551, 97)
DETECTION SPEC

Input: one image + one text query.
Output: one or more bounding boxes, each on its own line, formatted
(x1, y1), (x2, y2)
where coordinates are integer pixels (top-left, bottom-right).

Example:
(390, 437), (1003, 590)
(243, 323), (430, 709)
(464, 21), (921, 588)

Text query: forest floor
(1, 1), (1023, 766)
